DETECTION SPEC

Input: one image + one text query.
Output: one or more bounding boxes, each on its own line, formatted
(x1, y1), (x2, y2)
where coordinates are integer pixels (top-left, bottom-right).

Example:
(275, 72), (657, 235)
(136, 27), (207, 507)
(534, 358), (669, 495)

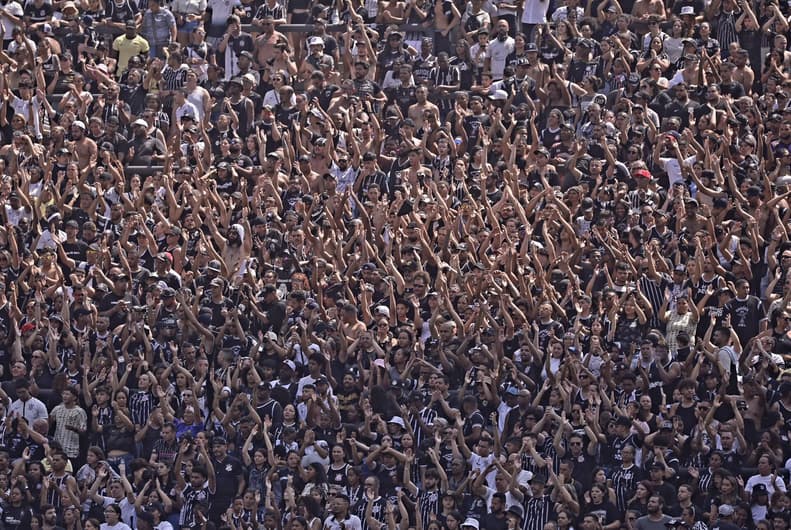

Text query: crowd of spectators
(0, 0), (789, 529)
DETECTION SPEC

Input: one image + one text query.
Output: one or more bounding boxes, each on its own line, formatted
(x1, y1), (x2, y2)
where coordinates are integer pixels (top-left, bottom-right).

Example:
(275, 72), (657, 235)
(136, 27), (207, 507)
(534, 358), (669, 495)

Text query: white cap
(308, 343), (321, 354)
(132, 118), (148, 127)
(488, 89), (509, 101)
(72, 120), (86, 130)
(374, 305), (390, 318)
(265, 331), (278, 341)
(308, 36), (324, 47)
(387, 416), (405, 428)
(462, 519), (480, 530)
(283, 360), (296, 371)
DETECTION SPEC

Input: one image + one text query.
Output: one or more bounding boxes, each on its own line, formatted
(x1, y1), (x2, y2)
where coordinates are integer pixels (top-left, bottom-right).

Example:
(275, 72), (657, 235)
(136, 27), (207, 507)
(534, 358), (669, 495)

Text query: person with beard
(126, 119), (166, 166)
(278, 176), (303, 213)
(118, 69), (147, 119)
(772, 122), (791, 155)
(98, 117), (128, 158)
(693, 84), (727, 121)
(487, 20), (514, 81)
(324, 493), (363, 530)
(352, 61), (387, 107)
(634, 496), (672, 530)
(69, 120), (98, 170)
(205, 211), (252, 279)
(225, 137), (254, 180)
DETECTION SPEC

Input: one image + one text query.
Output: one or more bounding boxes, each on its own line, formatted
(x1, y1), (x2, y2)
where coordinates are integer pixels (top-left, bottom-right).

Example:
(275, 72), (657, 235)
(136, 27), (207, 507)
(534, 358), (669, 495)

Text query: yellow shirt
(112, 35), (150, 74)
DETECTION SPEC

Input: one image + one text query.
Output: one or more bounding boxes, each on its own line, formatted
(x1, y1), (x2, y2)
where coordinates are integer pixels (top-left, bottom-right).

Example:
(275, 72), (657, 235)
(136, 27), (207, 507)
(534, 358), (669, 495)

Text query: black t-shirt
(0, 503), (32, 530)
(24, 2), (52, 22)
(212, 456), (244, 505)
(724, 295), (763, 346)
(586, 500), (621, 526)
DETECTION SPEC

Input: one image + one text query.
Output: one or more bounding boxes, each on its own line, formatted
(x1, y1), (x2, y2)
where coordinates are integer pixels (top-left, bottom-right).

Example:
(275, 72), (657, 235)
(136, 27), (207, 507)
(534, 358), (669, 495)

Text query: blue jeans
(106, 453), (134, 477)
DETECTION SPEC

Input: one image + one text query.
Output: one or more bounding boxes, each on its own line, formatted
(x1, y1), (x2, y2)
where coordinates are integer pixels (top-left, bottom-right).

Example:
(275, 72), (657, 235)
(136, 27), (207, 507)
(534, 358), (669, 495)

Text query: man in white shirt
(173, 88), (200, 125)
(745, 455), (788, 497)
(0, 1), (23, 49)
(487, 19), (514, 80)
(324, 494), (363, 530)
(8, 379), (48, 425)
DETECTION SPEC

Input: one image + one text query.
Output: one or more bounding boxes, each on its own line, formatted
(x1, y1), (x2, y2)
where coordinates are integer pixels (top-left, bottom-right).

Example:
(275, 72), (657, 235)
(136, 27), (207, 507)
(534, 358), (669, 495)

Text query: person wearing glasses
(101, 504), (132, 530)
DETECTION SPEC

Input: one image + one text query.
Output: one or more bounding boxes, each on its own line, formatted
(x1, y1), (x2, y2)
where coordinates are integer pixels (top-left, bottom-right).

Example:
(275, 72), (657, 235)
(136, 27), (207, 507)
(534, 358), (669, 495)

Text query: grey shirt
(636, 514), (674, 530)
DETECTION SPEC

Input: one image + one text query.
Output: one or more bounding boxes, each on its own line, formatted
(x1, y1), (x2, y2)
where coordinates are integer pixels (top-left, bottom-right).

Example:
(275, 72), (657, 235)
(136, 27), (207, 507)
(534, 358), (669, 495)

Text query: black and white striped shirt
(179, 484), (211, 528)
(639, 275), (669, 330)
(161, 64), (189, 92)
(417, 488), (442, 525)
(409, 407), (437, 448)
(254, 2), (285, 21)
(354, 496), (387, 530)
(523, 494), (554, 530)
(128, 390), (158, 427)
(611, 464), (643, 513)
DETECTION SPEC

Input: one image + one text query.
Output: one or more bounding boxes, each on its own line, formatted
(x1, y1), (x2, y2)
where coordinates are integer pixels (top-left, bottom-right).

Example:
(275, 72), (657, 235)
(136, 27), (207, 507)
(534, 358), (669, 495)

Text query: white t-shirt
(470, 453), (496, 489)
(0, 2), (23, 40)
(487, 36), (515, 80)
(99, 496), (136, 528)
(11, 94), (41, 138)
(208, 0), (240, 26)
(521, 0), (547, 23)
(324, 514), (363, 530)
(175, 100), (200, 122)
(659, 154), (696, 186)
(100, 523), (132, 530)
(745, 473), (788, 496)
(7, 37), (35, 55)
(484, 486), (521, 510)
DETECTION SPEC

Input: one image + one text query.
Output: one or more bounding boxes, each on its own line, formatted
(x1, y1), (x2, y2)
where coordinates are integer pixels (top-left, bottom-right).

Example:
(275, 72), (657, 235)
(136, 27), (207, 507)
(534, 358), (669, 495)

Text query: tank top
(229, 98), (250, 136)
(45, 474), (68, 509)
(187, 87), (205, 123)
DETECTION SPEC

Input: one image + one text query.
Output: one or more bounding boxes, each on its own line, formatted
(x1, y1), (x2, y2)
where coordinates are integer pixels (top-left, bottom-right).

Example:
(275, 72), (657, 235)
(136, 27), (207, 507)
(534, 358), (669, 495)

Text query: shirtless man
(205, 215), (252, 280)
(731, 49), (754, 94)
(254, 15), (286, 67)
(401, 148), (432, 197)
(632, 0), (666, 21)
(308, 137), (333, 176)
(340, 301), (366, 341)
(70, 121), (98, 170)
(433, 0), (461, 55)
(408, 86), (439, 130)
(525, 42), (548, 88)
